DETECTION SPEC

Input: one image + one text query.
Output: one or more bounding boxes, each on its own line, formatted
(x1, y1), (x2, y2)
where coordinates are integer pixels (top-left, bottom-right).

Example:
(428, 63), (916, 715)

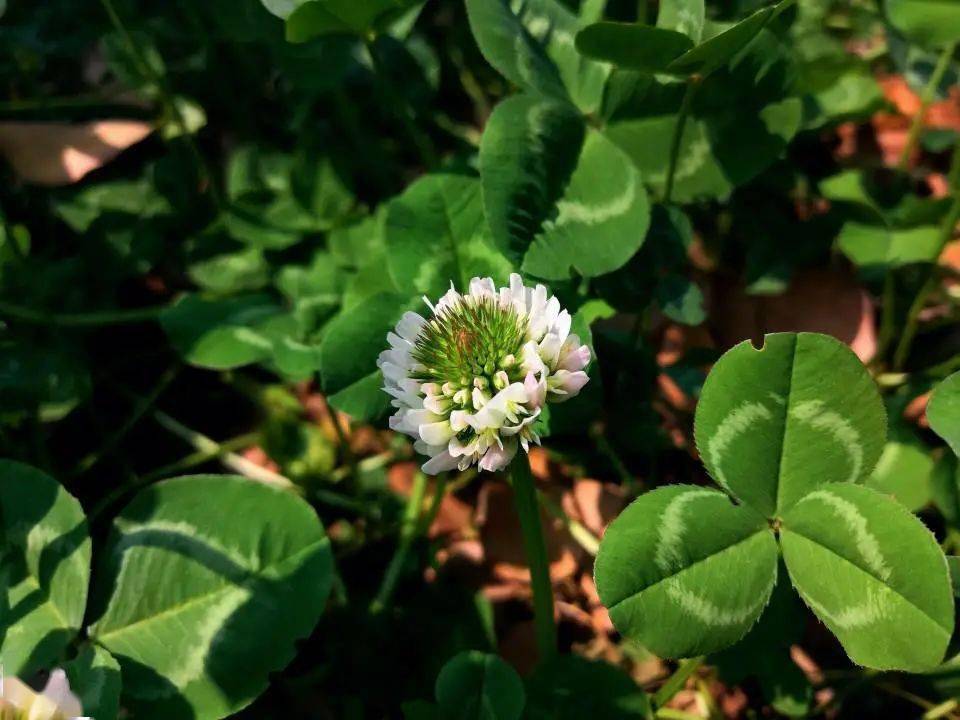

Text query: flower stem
(893, 139), (960, 369)
(664, 76), (701, 204)
(654, 657), (705, 708)
(511, 457), (557, 661)
(897, 41), (957, 172)
(0, 300), (162, 327)
(369, 470), (438, 614)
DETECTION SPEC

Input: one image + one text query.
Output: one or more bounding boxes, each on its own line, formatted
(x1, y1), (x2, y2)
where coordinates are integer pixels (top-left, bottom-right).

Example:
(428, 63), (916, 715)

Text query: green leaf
(665, 3), (782, 76)
(594, 485), (778, 658)
(929, 371), (960, 458)
(466, 0), (609, 112)
(657, 0), (705, 43)
(0, 338), (92, 422)
(524, 656), (651, 718)
(160, 294), (285, 370)
(88, 475), (334, 719)
(575, 23), (693, 73)
(886, 0), (960, 49)
(867, 436), (934, 512)
(712, 570), (812, 717)
(188, 247), (271, 294)
(694, 333), (886, 517)
(480, 94), (650, 280)
(284, 0), (419, 39)
(933, 454), (960, 529)
(65, 645), (122, 720)
(385, 173), (512, 298)
(434, 651), (525, 720)
(837, 222), (942, 269)
(605, 93), (801, 203)
(0, 460), (91, 675)
(320, 292), (419, 420)
(656, 274), (705, 325)
(578, 1), (788, 77)
(780, 482), (954, 671)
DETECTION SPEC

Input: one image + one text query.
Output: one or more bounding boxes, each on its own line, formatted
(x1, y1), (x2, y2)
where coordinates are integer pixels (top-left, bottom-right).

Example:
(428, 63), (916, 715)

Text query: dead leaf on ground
(477, 481), (579, 585)
(0, 120), (153, 185)
(709, 268), (877, 363)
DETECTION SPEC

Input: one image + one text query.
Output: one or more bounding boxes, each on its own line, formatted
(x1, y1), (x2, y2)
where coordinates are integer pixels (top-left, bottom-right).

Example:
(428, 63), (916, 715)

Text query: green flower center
(411, 296), (528, 389)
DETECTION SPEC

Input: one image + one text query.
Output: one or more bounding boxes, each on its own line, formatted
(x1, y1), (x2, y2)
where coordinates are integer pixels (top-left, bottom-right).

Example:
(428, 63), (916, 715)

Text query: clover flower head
(379, 274), (591, 474)
(0, 669), (88, 720)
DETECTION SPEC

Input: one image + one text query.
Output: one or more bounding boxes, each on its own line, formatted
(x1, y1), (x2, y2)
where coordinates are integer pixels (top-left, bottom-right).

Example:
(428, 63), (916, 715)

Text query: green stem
(663, 76), (701, 204)
(538, 490), (600, 556)
(511, 457), (557, 661)
(654, 657), (705, 708)
(98, 0), (223, 208)
(893, 140), (960, 370)
(365, 34), (438, 170)
(71, 366), (179, 477)
(0, 300), (162, 327)
(370, 470), (431, 614)
(89, 431), (258, 521)
(875, 272), (897, 363)
(898, 42), (957, 172)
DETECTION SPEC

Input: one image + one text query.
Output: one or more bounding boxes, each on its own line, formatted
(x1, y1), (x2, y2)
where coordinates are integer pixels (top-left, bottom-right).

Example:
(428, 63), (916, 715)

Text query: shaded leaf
(385, 173), (512, 298)
(929, 371), (960, 458)
(0, 461), (91, 675)
(435, 651), (525, 720)
(65, 645), (122, 720)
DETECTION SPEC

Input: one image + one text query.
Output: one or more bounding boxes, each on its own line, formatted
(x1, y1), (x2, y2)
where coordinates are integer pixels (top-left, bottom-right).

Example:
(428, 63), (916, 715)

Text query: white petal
(553, 309), (571, 342)
(549, 370), (589, 400)
(560, 342), (591, 372)
(538, 333), (564, 368)
(41, 670), (83, 718)
(422, 450), (460, 474)
(469, 277), (496, 298)
(419, 420), (454, 446)
(397, 312), (426, 342)
(478, 438), (519, 472)
(449, 410), (471, 432)
(524, 371), (547, 409)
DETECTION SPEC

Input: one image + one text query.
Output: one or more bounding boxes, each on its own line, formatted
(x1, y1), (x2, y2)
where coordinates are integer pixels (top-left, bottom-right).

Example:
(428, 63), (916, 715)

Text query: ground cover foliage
(2, 0), (960, 717)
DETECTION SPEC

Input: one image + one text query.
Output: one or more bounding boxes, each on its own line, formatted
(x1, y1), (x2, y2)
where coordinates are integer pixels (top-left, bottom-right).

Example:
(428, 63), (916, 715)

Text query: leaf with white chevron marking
(781, 483), (954, 671)
(594, 485), (778, 657)
(694, 332), (886, 517)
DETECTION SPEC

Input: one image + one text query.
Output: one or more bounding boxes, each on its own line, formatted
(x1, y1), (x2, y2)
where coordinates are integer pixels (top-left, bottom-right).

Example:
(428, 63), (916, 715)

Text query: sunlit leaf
(88, 475), (334, 719)
(781, 483), (953, 671)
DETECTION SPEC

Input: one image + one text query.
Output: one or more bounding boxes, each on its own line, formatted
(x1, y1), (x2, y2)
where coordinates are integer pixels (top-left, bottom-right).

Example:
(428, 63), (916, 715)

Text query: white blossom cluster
(0, 669), (89, 720)
(379, 274), (590, 474)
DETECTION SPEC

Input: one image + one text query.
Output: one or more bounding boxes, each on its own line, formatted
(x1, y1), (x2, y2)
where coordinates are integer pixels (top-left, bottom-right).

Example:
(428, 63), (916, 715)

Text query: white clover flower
(379, 274), (591, 474)
(0, 669), (89, 720)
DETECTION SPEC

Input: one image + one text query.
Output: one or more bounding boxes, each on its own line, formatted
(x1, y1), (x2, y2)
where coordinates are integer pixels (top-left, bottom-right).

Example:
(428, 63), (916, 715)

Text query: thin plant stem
(654, 657), (705, 708)
(71, 366), (179, 477)
(364, 34), (439, 170)
(898, 42), (957, 172)
(538, 490), (600, 556)
(664, 76), (701, 204)
(316, 393), (358, 481)
(369, 470), (431, 614)
(656, 710), (705, 720)
(0, 300), (162, 327)
(98, 0), (223, 208)
(893, 139), (960, 369)
(511, 457), (557, 661)
(89, 431), (258, 521)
